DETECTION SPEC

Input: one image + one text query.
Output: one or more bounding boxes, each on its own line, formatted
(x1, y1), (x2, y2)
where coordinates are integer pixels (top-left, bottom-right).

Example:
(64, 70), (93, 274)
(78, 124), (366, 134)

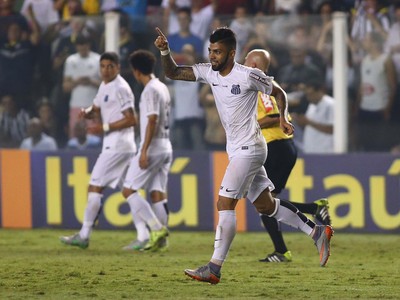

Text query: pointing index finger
(155, 27), (167, 39)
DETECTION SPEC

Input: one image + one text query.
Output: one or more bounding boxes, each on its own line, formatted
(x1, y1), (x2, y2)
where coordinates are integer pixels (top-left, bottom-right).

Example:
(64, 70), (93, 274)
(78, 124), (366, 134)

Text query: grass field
(0, 229), (399, 300)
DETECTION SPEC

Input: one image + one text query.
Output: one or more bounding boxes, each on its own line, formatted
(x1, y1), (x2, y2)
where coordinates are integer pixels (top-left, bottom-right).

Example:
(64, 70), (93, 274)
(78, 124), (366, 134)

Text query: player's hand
(280, 119), (294, 136)
(79, 108), (86, 119)
(154, 27), (169, 51)
(139, 152), (149, 169)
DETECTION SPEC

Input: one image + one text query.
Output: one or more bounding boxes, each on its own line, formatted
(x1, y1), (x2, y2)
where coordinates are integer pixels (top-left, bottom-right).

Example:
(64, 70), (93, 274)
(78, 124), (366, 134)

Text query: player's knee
(217, 196), (237, 211)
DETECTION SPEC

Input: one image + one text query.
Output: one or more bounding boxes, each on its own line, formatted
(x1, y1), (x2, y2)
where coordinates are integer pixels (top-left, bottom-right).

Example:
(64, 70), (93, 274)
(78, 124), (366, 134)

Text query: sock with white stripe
(269, 198), (315, 236)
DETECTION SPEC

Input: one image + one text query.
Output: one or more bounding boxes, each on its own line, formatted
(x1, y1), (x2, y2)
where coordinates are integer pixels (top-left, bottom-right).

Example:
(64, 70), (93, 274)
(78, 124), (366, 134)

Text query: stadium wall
(0, 149), (399, 233)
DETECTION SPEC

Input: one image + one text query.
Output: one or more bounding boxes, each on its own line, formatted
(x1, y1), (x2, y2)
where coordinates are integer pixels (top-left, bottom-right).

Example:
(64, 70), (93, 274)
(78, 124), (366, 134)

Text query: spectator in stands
(53, 0), (90, 21)
(190, 0), (217, 41)
(20, 0), (59, 33)
(292, 78), (335, 154)
(20, 117), (58, 150)
(0, 17), (40, 114)
(276, 46), (323, 151)
(229, 4), (253, 62)
(36, 101), (57, 139)
(351, 0), (390, 42)
(171, 44), (205, 150)
(354, 31), (397, 152)
(161, 0), (191, 36)
(168, 7), (203, 59)
(62, 34), (101, 137)
(350, 0), (391, 65)
(0, 94), (30, 148)
(199, 84), (225, 151)
(66, 119), (101, 150)
(385, 3), (400, 123)
(277, 46), (323, 104)
(0, 0), (30, 40)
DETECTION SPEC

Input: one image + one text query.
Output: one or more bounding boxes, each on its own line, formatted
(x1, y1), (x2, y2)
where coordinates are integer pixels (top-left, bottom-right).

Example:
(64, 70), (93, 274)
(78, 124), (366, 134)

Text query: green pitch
(0, 229), (399, 299)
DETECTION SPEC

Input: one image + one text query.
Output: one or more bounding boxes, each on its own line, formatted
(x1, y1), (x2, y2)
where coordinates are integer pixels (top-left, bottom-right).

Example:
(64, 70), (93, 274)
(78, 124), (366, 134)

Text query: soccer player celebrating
(60, 52), (136, 249)
(154, 26), (334, 284)
(121, 50), (171, 252)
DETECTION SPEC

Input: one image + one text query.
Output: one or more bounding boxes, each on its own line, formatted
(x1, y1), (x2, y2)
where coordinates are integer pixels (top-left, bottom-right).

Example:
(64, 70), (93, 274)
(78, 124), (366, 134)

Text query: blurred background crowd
(0, 0), (399, 153)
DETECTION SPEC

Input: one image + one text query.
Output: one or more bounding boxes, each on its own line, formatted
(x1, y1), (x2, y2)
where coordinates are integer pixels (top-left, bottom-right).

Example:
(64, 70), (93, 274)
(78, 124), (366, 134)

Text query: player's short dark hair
(100, 52), (120, 64)
(209, 27), (236, 51)
(129, 50), (156, 75)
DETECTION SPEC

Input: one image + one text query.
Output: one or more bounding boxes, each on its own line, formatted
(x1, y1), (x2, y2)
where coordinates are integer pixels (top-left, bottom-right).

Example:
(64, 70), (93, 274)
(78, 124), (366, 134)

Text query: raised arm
(154, 27), (196, 81)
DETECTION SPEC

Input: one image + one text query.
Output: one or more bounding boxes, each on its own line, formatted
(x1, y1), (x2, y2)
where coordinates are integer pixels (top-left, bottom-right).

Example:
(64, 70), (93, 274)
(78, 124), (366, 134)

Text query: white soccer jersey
(193, 62), (273, 155)
(93, 74), (136, 153)
(139, 77), (172, 154)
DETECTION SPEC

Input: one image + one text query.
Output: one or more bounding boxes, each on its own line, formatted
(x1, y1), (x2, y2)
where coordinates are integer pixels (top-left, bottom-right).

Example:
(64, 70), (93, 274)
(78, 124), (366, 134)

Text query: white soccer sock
(211, 210), (236, 265)
(133, 216), (150, 241)
(269, 198), (314, 235)
(152, 199), (169, 227)
(127, 192), (162, 231)
(79, 192), (103, 239)
(127, 196), (150, 241)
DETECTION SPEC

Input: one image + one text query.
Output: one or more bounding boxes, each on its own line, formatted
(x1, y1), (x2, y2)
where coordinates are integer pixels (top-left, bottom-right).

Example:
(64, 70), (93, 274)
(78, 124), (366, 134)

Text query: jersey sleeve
(117, 85), (135, 112)
(247, 68), (273, 95)
(192, 63), (211, 84)
(143, 87), (160, 117)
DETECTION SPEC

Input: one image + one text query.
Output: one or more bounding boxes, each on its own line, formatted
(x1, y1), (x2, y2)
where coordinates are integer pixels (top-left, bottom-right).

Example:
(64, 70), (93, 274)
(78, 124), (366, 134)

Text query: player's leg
(185, 153), (258, 284)
(149, 152), (172, 228)
(60, 152), (132, 249)
(291, 199), (332, 225)
(259, 139), (297, 262)
(122, 154), (168, 251)
(249, 168), (333, 267)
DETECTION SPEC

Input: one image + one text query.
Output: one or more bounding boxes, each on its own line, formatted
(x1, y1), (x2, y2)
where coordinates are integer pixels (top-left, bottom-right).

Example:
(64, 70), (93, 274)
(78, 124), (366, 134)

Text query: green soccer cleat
(312, 225), (334, 267)
(143, 227), (169, 251)
(158, 237), (169, 252)
(60, 233), (89, 249)
(122, 239), (149, 251)
(314, 198), (332, 226)
(259, 250), (292, 262)
(184, 264), (221, 285)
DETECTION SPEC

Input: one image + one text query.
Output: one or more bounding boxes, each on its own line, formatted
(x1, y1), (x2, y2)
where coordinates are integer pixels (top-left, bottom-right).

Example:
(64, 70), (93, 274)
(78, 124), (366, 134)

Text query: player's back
(139, 77), (172, 153)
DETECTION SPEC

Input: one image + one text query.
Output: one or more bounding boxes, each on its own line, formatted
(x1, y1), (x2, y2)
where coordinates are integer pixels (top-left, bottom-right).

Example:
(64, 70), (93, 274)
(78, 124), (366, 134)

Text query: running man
(244, 49), (331, 263)
(60, 52), (137, 249)
(121, 50), (171, 252)
(154, 27), (334, 284)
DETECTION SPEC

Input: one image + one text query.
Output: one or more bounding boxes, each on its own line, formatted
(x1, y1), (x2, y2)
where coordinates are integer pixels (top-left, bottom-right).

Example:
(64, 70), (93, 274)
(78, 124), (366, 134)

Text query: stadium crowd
(0, 0), (399, 153)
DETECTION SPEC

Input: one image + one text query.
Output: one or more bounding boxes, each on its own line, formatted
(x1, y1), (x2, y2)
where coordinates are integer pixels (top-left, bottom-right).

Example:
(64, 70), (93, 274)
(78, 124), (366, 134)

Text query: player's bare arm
(258, 114), (280, 129)
(154, 27), (196, 81)
(271, 81), (294, 135)
(140, 114), (157, 169)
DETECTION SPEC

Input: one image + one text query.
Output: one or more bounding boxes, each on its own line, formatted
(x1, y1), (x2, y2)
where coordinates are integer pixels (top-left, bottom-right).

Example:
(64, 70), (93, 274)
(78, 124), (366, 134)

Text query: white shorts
(123, 151), (172, 192)
(90, 152), (134, 189)
(219, 143), (274, 202)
